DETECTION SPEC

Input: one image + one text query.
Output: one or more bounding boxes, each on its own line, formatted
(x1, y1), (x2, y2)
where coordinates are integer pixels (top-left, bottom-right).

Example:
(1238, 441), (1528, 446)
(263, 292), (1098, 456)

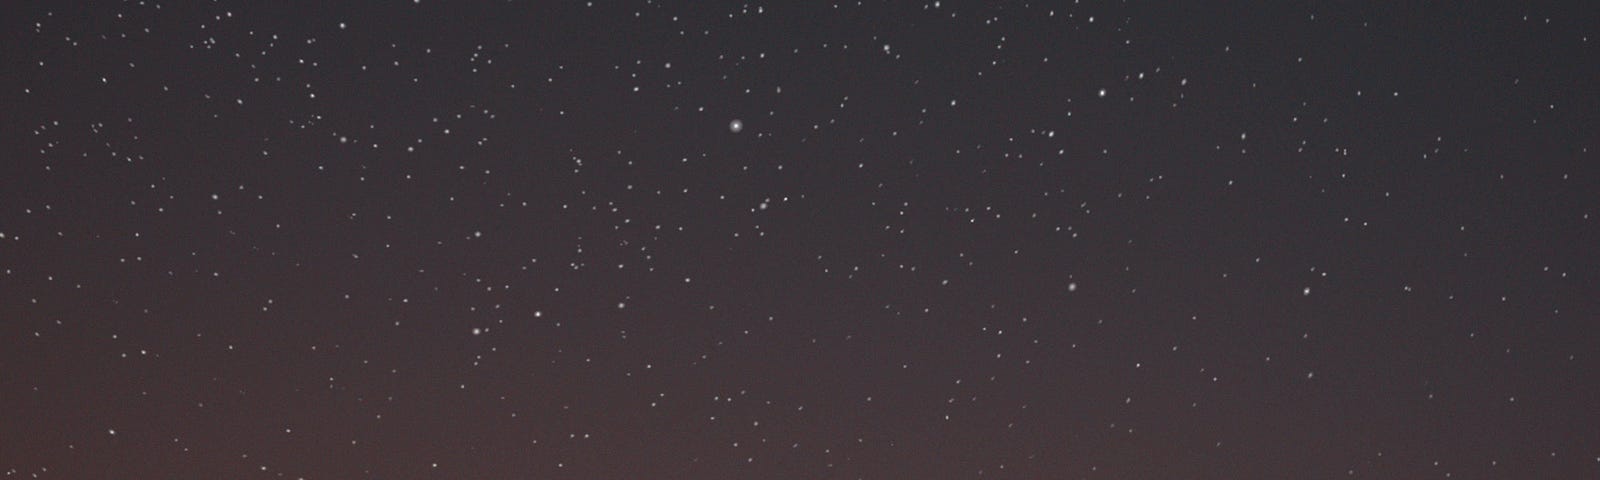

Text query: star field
(1, 1), (1597, 479)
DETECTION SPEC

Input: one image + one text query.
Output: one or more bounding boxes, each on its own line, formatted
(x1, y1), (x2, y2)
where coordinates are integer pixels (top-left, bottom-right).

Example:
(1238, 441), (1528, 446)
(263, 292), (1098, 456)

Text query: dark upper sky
(1, 1), (1597, 478)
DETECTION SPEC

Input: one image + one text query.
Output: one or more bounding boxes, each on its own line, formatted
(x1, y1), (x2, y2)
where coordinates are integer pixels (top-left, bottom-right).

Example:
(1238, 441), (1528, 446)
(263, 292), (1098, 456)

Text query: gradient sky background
(2, 1), (1597, 478)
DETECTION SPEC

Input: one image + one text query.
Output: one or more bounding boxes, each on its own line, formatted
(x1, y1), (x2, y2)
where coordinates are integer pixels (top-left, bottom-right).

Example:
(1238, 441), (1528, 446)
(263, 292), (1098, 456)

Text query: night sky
(2, 1), (1597, 478)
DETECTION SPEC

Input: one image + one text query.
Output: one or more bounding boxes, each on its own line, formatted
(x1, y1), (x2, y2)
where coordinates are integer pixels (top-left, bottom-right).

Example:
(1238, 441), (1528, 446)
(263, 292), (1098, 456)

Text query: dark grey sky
(2, 1), (1596, 478)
